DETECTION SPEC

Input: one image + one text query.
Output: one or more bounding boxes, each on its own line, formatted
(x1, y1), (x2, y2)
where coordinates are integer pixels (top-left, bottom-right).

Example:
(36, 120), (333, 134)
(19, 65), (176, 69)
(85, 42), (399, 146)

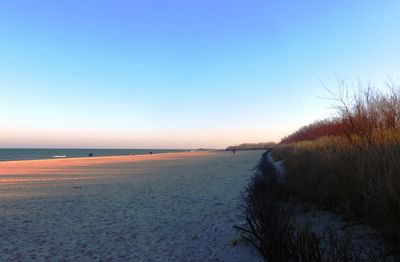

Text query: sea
(0, 148), (187, 162)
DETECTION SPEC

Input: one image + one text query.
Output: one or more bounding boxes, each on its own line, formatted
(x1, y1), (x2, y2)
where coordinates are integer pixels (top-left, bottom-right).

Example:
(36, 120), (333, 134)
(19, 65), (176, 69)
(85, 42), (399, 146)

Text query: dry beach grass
(274, 82), (400, 244)
(237, 82), (400, 261)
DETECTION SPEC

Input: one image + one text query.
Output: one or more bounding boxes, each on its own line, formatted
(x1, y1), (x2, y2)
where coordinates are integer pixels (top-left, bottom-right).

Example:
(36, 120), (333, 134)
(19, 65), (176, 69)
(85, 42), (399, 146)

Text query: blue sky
(1, 0), (399, 148)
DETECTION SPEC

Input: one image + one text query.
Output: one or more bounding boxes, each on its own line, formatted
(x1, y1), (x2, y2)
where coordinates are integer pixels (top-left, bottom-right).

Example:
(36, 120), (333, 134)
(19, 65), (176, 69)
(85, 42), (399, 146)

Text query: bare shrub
(271, 80), (400, 256)
(281, 80), (400, 146)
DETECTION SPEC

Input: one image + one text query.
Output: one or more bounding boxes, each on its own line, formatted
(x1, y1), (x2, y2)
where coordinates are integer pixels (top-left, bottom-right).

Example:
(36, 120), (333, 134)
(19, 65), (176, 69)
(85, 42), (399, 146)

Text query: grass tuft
(235, 151), (392, 261)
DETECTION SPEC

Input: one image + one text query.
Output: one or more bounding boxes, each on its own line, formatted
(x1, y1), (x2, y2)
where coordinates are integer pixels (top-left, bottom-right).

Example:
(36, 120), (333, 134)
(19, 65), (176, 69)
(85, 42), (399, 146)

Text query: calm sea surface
(0, 149), (187, 161)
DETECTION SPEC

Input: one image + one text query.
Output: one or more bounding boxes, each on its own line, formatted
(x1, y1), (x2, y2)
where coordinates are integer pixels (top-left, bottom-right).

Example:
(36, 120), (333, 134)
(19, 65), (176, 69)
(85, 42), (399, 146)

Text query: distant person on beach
(232, 149), (236, 155)
(149, 151), (152, 155)
(88, 153), (93, 157)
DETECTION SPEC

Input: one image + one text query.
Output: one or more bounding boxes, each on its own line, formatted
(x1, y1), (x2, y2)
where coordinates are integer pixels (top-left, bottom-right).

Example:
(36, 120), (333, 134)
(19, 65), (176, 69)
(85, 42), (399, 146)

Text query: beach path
(0, 151), (261, 261)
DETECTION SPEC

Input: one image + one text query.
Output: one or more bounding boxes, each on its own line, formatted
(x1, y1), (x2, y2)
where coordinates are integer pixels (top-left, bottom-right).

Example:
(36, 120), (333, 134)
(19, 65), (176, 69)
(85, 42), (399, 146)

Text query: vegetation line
(237, 81), (400, 261)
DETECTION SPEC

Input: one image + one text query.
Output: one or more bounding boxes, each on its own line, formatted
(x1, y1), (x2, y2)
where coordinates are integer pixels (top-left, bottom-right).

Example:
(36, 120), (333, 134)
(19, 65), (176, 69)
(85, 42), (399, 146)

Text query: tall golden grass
(274, 82), (400, 243)
(235, 151), (377, 261)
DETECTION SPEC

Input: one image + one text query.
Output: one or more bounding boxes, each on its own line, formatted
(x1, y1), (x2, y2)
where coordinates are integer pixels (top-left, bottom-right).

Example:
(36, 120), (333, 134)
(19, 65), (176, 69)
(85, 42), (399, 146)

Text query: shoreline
(0, 150), (215, 175)
(0, 149), (196, 163)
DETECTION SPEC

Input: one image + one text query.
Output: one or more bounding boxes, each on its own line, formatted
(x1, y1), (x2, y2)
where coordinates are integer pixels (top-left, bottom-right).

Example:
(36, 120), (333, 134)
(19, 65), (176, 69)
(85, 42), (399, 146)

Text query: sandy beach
(0, 150), (261, 261)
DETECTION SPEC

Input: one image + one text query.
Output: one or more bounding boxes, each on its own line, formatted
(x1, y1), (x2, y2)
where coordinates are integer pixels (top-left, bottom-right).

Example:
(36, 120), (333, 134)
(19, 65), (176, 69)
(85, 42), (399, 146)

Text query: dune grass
(272, 82), (400, 243)
(237, 81), (400, 260)
(236, 151), (388, 261)
(272, 136), (400, 243)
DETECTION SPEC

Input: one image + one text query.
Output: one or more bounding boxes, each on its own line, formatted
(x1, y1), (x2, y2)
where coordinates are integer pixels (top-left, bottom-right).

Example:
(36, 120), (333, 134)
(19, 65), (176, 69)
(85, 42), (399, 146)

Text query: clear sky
(1, 0), (400, 149)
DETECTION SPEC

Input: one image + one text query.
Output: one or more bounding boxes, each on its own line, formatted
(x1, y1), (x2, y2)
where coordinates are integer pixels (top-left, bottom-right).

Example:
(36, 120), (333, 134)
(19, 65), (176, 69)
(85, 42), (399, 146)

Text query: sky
(1, 0), (400, 149)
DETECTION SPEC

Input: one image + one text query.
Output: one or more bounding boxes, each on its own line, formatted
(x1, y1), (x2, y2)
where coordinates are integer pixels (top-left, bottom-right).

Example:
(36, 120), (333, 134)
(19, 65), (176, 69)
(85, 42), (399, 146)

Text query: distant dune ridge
(226, 142), (275, 151)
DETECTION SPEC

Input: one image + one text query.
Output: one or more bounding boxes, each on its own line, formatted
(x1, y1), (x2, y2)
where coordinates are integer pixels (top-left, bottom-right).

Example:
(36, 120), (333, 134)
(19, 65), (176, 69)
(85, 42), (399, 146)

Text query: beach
(0, 150), (261, 261)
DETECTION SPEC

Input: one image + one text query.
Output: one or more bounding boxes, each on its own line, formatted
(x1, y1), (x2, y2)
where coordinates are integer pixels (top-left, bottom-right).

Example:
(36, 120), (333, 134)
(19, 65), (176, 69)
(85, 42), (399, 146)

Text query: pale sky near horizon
(1, 1), (400, 149)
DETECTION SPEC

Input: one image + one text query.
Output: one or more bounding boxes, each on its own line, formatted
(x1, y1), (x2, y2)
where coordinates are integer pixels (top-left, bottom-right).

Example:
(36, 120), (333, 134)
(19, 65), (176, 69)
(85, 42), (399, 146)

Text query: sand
(0, 151), (262, 261)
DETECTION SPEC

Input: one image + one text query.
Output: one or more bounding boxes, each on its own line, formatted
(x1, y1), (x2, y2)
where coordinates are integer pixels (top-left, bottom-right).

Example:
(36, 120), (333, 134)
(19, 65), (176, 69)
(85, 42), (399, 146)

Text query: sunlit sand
(0, 150), (261, 261)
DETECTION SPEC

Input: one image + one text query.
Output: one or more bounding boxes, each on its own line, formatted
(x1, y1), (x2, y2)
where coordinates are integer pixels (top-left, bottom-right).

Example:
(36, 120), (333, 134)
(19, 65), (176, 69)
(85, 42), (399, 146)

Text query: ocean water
(0, 148), (187, 161)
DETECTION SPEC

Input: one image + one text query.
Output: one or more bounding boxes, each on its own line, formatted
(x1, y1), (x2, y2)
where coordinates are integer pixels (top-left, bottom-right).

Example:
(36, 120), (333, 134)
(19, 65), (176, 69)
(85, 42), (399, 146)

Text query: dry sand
(0, 151), (262, 261)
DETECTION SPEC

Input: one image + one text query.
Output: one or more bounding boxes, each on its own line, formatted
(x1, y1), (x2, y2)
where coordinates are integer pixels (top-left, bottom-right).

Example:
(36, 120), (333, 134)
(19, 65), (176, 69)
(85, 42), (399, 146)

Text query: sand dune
(0, 150), (261, 261)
